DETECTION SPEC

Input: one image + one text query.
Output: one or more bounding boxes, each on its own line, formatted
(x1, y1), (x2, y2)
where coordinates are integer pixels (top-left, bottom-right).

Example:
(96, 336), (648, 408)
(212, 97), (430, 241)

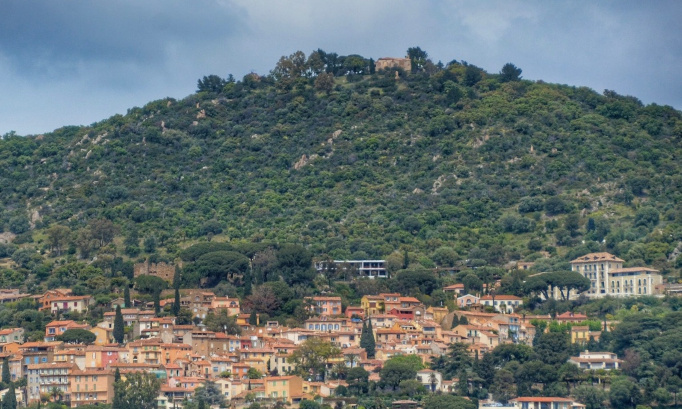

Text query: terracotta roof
(570, 252), (624, 263)
(480, 295), (522, 301)
(513, 397), (574, 402)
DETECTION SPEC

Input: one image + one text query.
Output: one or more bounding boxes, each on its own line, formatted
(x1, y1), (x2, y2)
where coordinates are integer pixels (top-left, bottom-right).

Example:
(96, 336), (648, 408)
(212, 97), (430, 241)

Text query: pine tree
(1, 356), (10, 385)
(113, 305), (125, 344)
(172, 287), (181, 317)
(123, 286), (131, 308)
(198, 399), (207, 409)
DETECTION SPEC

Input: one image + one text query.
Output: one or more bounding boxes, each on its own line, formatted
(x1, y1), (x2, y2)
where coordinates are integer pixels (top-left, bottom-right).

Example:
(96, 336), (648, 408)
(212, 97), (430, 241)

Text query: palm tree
(49, 386), (64, 402)
(346, 353), (358, 368)
(429, 372), (438, 392)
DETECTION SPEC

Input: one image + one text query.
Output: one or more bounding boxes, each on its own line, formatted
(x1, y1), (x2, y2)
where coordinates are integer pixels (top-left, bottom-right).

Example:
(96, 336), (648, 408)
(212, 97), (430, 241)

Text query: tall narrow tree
(2, 383), (16, 409)
(153, 290), (161, 316)
(361, 319), (376, 359)
(1, 356), (10, 385)
(172, 287), (181, 317)
(123, 286), (131, 308)
(113, 305), (125, 344)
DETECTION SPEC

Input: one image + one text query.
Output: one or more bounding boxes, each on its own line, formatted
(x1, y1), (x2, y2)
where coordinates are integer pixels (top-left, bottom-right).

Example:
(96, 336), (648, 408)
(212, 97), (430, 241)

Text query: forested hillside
(1, 48), (681, 291)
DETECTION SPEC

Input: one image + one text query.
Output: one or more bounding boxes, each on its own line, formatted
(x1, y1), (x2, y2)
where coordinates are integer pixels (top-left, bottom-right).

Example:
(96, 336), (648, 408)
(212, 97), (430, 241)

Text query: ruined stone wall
(134, 261), (175, 283)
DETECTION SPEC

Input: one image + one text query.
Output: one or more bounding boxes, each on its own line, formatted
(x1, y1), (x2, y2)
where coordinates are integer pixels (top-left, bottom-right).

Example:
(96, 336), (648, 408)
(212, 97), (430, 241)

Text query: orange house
(69, 368), (115, 407)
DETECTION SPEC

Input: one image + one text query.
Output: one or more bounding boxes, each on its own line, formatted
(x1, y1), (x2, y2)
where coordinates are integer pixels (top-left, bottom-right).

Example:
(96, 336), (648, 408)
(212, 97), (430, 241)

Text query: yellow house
(91, 325), (114, 346)
(360, 295), (384, 316)
(264, 375), (303, 402)
(571, 326), (590, 344)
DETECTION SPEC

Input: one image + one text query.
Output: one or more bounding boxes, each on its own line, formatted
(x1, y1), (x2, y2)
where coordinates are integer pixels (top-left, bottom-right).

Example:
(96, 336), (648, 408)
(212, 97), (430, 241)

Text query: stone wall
(134, 261), (175, 283)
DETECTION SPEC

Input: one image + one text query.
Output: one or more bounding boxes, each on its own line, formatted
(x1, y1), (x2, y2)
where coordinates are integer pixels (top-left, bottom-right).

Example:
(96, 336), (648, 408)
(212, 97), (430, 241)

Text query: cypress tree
(360, 321), (369, 349)
(451, 314), (460, 328)
(123, 286), (130, 308)
(172, 287), (181, 317)
(249, 311), (258, 326)
(1, 356), (10, 385)
(113, 305), (124, 344)
(460, 315), (468, 325)
(2, 383), (16, 409)
(114, 367), (121, 382)
(364, 319), (376, 359)
(153, 290), (161, 316)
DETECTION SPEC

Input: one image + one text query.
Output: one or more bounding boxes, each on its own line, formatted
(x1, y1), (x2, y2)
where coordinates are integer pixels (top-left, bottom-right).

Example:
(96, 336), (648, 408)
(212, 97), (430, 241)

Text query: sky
(1, 1), (681, 136)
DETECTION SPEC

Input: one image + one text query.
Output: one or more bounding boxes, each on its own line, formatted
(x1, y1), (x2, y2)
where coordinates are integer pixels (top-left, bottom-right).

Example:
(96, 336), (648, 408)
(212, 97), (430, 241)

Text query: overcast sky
(1, 1), (681, 136)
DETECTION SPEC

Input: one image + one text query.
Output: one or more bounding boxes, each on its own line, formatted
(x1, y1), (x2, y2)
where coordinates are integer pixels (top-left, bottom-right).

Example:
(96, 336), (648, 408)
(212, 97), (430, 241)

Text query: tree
(379, 356), (422, 390)
(192, 251), (250, 287)
(451, 314), (460, 328)
(114, 368), (121, 382)
(123, 286), (131, 308)
(347, 367), (370, 395)
(490, 369), (515, 403)
(112, 371), (161, 409)
(276, 244), (315, 286)
(288, 338), (341, 381)
(57, 329), (96, 344)
(463, 65), (482, 86)
(204, 310), (242, 335)
(399, 379), (426, 396)
(431, 247), (459, 267)
(431, 343), (472, 378)
(499, 63), (522, 82)
(545, 271), (591, 301)
(314, 72), (335, 95)
(247, 367), (263, 379)
(573, 385), (608, 409)
(172, 287), (181, 317)
(422, 394), (476, 409)
(143, 235), (157, 253)
(135, 275), (168, 294)
(533, 331), (570, 366)
(193, 380), (225, 407)
(197, 75), (227, 93)
(46, 225), (71, 256)
(609, 378), (642, 408)
(1, 356), (9, 385)
(2, 383), (17, 409)
(360, 320), (376, 358)
(113, 305), (124, 344)
(153, 290), (161, 316)
(407, 47), (429, 72)
(88, 218), (118, 248)
(248, 311), (258, 326)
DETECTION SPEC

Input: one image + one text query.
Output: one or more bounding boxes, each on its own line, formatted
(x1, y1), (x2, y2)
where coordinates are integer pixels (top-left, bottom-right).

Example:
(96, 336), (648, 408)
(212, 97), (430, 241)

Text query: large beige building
(570, 252), (662, 298)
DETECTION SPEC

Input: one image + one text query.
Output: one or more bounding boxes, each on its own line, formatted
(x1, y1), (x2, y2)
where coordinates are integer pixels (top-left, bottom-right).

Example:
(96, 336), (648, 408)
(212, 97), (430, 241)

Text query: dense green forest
(1, 47), (681, 294)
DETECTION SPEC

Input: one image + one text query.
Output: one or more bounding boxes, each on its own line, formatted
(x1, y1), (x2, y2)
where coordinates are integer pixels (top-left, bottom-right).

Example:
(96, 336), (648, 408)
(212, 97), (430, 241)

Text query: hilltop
(1, 48), (681, 292)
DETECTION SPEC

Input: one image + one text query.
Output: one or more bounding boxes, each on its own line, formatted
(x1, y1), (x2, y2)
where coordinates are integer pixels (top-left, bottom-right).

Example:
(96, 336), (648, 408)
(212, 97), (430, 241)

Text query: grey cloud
(1, 1), (682, 136)
(0, 0), (247, 77)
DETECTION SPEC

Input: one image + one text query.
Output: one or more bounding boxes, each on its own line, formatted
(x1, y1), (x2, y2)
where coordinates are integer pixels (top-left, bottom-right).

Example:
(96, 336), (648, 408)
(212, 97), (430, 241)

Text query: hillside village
(1, 47), (682, 409)
(0, 251), (674, 409)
